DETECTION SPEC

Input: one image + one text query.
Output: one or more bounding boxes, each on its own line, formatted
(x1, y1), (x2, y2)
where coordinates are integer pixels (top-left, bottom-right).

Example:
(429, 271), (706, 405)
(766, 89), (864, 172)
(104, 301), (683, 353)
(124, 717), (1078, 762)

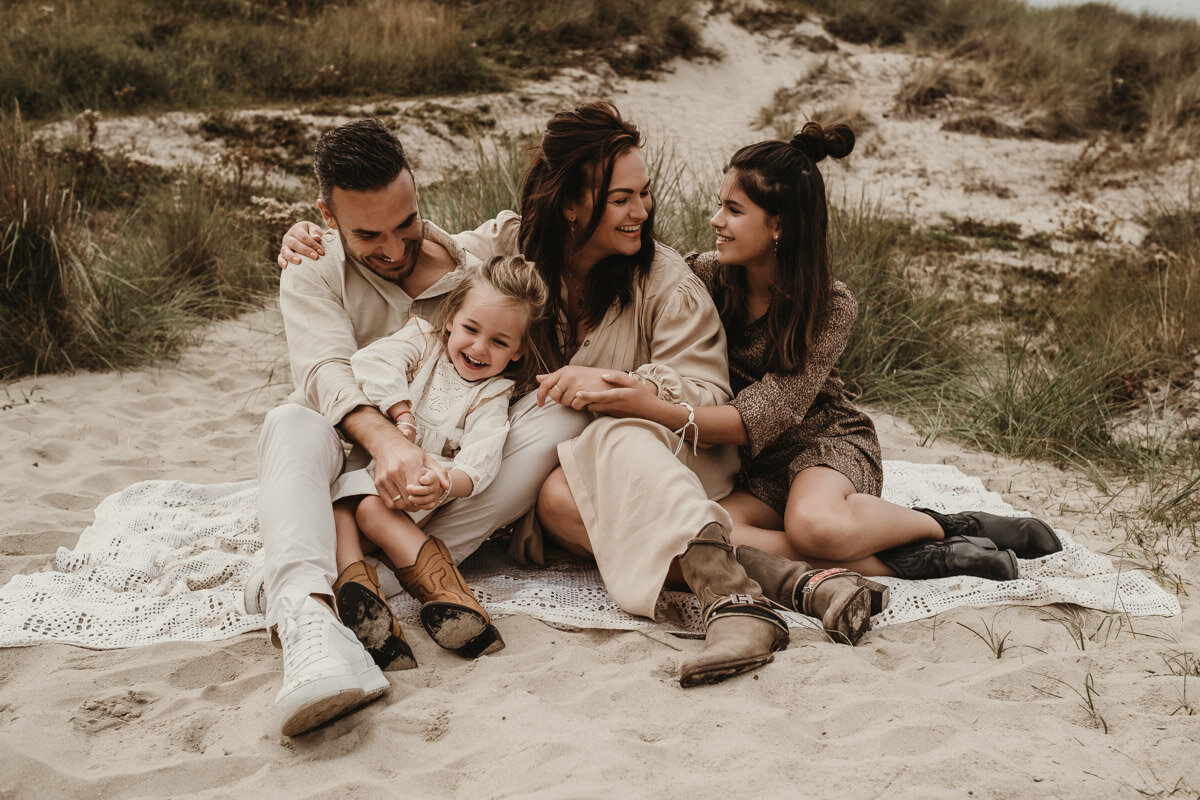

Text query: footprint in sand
(168, 651), (241, 691)
(71, 690), (155, 733)
(170, 711), (218, 753)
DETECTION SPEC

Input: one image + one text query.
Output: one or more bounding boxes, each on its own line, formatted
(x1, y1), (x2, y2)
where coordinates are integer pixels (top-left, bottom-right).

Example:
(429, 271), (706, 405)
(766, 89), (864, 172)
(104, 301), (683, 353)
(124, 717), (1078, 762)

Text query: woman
(280, 103), (875, 687)
(561, 122), (1062, 583)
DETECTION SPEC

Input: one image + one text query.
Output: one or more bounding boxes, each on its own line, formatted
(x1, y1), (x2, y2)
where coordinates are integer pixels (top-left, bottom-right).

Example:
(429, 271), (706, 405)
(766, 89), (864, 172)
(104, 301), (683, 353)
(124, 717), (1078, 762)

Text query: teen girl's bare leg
(722, 466), (945, 576)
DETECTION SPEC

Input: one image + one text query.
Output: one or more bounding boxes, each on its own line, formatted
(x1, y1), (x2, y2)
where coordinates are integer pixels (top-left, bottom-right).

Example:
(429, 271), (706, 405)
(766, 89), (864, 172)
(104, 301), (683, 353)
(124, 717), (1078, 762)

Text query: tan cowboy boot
(393, 537), (504, 658)
(332, 560), (417, 671)
(735, 545), (889, 645)
(677, 523), (790, 688)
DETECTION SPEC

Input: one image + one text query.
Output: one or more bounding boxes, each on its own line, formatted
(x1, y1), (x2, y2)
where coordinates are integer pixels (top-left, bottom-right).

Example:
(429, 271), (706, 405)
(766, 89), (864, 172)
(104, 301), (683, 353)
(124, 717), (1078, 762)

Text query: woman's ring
(552, 384), (563, 394)
(391, 493), (404, 503)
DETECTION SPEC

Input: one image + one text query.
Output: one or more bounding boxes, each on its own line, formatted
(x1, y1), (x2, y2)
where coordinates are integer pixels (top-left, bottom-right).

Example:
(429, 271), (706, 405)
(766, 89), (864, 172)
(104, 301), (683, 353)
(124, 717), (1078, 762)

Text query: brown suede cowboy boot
(393, 537), (504, 658)
(332, 560), (417, 671)
(735, 545), (889, 645)
(677, 523), (790, 688)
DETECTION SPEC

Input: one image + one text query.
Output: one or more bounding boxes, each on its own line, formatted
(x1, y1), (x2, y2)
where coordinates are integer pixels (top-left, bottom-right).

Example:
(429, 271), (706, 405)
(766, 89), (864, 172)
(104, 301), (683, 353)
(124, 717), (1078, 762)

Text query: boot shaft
(677, 522), (766, 611)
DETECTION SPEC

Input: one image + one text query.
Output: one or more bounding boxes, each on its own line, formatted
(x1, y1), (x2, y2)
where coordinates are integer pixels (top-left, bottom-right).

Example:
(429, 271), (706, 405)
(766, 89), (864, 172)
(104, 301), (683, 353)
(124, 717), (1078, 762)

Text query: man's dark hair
(314, 118), (409, 205)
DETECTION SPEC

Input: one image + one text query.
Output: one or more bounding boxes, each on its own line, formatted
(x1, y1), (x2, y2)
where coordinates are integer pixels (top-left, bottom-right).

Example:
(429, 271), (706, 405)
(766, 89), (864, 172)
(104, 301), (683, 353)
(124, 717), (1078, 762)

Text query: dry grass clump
(942, 113), (1023, 139)
(1, 0), (710, 121)
(762, 0), (1200, 149)
(2, 0), (496, 119)
(0, 108), (286, 379)
(755, 60), (863, 139)
(468, 0), (714, 79)
(893, 59), (982, 117)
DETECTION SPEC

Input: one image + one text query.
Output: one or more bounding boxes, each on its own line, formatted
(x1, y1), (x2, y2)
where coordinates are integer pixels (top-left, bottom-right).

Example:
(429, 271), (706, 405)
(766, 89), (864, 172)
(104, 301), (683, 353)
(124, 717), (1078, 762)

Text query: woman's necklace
(563, 270), (587, 311)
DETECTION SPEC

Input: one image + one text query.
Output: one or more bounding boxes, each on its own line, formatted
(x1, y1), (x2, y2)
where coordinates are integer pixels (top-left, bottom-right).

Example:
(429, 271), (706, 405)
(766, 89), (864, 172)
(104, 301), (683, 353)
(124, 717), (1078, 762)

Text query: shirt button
(583, 339), (590, 346)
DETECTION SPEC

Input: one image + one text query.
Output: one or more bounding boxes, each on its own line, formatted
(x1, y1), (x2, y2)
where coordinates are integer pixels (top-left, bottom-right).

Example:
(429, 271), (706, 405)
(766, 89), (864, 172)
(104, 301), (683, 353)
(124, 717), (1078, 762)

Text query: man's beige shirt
(278, 220), (480, 426)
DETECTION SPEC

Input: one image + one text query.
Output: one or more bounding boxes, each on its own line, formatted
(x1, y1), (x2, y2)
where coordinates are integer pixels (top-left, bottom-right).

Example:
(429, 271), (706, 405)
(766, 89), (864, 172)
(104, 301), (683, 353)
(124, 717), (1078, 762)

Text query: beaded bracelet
(672, 402), (699, 457)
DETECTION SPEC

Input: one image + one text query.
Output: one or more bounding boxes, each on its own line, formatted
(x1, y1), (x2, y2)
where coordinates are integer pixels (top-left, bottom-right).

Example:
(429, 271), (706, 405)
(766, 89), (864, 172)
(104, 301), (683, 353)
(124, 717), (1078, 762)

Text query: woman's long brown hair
(517, 101), (656, 366)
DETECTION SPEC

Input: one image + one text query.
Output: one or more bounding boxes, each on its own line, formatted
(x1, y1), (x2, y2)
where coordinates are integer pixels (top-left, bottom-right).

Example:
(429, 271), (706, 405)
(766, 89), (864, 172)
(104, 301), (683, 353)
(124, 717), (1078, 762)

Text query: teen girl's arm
(575, 372), (751, 445)
(734, 283), (857, 459)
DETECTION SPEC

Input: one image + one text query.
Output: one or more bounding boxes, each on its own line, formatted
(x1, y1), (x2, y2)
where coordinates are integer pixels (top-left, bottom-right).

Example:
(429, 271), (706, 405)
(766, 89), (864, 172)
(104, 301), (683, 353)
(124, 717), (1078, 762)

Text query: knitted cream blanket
(0, 461), (1179, 649)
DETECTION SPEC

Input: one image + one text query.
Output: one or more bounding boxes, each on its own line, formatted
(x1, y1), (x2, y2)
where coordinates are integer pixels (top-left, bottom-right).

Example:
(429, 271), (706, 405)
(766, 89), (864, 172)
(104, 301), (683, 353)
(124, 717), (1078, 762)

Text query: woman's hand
(536, 366), (627, 410)
(276, 220), (327, 269)
(574, 371), (671, 421)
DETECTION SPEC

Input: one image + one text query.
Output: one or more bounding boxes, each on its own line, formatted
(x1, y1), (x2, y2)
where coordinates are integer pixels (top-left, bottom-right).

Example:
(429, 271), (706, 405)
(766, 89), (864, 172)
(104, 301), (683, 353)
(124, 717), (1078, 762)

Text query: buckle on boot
(704, 594), (789, 636)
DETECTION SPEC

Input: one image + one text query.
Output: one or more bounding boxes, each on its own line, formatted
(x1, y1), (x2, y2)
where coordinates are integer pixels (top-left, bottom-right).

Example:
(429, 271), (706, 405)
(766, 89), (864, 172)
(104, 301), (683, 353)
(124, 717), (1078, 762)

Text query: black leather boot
(876, 535), (1018, 581)
(914, 508), (1061, 559)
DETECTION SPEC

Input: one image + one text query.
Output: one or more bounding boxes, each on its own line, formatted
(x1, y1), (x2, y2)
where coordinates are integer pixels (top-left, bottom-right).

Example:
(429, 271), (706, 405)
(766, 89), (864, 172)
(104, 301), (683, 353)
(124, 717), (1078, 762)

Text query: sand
(3, 6), (1199, 799)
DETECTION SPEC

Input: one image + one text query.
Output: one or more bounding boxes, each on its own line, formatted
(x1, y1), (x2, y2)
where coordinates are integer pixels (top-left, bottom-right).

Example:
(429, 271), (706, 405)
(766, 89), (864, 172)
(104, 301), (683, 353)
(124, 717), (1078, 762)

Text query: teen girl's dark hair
(432, 255), (550, 387)
(517, 101), (655, 365)
(714, 121), (854, 374)
(314, 118), (410, 207)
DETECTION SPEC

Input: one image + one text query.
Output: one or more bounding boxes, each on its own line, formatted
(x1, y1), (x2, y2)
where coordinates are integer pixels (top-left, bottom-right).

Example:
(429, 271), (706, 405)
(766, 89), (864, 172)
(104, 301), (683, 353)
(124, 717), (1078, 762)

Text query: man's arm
(279, 248), (430, 509)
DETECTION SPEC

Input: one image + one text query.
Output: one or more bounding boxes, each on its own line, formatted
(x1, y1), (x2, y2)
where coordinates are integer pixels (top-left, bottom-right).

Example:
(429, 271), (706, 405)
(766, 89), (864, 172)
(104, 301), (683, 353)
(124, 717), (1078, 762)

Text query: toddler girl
(331, 255), (548, 670)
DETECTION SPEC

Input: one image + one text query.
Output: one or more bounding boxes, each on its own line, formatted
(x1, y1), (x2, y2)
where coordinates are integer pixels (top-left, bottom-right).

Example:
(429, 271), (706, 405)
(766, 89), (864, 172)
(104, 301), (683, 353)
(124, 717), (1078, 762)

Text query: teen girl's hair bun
(789, 122), (855, 163)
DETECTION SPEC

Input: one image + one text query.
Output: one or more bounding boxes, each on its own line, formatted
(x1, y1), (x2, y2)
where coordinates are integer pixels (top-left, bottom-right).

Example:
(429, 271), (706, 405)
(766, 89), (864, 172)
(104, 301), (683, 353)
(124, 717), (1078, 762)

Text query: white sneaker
(243, 561), (267, 615)
(273, 595), (390, 736)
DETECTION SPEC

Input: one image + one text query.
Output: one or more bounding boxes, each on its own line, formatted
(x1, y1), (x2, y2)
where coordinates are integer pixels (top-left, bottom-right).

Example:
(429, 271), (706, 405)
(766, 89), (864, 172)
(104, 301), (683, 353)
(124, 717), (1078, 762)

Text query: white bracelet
(437, 473), (454, 506)
(395, 420), (417, 434)
(672, 402), (699, 457)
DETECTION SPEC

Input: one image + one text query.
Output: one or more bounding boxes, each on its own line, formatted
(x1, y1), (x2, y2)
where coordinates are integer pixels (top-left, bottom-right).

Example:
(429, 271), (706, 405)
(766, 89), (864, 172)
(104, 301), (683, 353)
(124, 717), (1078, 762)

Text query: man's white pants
(256, 393), (589, 628)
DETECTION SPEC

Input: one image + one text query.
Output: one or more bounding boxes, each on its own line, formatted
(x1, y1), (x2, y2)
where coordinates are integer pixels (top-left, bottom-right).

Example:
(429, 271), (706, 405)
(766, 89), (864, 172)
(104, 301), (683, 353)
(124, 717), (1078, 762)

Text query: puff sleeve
(632, 248), (732, 407)
(349, 317), (435, 416)
(453, 210), (522, 263)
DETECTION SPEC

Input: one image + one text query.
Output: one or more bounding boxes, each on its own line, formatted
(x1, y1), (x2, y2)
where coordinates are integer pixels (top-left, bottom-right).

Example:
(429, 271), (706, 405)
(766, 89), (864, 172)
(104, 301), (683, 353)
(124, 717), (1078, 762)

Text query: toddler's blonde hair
(433, 255), (550, 387)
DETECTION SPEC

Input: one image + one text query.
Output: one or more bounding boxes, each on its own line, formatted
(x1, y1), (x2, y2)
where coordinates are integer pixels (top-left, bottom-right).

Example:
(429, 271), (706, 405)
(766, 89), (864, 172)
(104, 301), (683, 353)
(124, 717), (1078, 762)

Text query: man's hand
(340, 406), (427, 511)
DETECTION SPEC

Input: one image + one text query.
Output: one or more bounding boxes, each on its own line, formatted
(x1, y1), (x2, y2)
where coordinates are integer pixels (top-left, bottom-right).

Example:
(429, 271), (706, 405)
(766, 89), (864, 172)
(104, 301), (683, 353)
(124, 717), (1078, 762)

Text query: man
(256, 119), (584, 737)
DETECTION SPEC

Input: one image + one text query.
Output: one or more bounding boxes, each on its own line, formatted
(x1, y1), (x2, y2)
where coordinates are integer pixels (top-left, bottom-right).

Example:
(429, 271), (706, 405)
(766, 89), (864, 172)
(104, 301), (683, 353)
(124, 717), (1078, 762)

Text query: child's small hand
(406, 465), (448, 510)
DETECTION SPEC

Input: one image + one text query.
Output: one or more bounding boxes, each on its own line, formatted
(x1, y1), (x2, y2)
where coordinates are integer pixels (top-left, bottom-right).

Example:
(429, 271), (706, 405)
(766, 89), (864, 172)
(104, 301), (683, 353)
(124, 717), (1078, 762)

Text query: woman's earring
(568, 218), (577, 233)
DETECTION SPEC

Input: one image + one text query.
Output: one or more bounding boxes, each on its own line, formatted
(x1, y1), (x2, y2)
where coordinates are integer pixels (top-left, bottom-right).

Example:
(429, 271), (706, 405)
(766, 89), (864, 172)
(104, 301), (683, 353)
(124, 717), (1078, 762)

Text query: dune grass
(4, 108), (1196, 565)
(1, 0), (706, 122)
(776, 0), (1200, 147)
(0, 108), (288, 379)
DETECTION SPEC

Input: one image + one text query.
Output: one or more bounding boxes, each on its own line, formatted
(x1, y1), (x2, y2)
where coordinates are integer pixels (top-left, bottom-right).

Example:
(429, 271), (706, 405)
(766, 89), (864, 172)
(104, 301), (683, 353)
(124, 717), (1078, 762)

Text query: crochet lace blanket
(0, 461), (1180, 649)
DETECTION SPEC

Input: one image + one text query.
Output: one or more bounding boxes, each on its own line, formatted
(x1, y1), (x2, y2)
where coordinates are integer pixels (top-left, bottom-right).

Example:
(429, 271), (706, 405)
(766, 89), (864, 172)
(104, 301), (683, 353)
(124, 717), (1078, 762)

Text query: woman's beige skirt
(557, 416), (739, 619)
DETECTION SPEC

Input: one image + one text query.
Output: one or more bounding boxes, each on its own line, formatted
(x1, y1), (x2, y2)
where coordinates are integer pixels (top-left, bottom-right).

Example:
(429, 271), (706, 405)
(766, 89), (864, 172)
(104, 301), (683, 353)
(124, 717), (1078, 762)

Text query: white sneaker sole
(275, 669), (390, 737)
